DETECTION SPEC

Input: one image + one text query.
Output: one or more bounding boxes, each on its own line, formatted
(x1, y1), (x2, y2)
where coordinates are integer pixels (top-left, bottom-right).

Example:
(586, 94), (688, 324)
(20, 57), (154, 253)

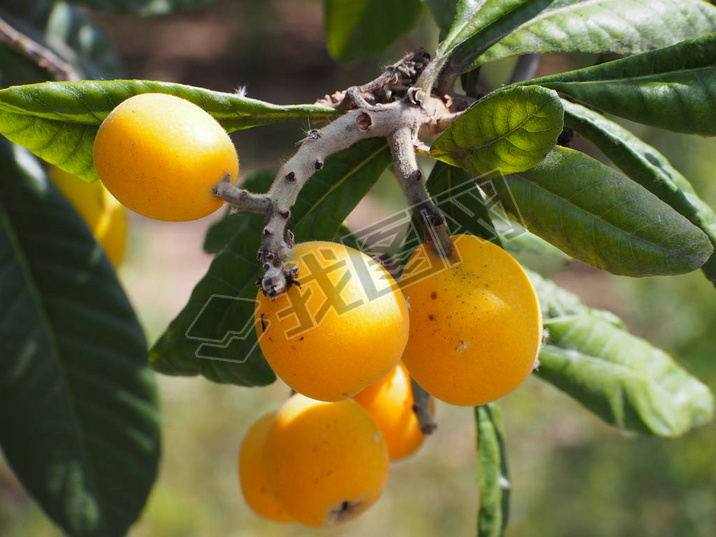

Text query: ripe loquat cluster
(91, 94), (543, 529)
(241, 236), (541, 527)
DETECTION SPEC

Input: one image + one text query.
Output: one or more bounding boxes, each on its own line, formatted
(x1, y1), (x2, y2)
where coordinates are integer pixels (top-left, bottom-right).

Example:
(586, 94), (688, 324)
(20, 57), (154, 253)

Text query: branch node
(356, 112), (372, 130)
(314, 160), (324, 170)
(285, 171), (297, 182)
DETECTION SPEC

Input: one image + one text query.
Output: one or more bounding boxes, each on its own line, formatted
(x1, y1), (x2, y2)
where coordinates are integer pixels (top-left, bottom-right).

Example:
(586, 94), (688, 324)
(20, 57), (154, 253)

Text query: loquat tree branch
(0, 14), (78, 81)
(411, 378), (437, 435)
(318, 49), (431, 110)
(212, 173), (271, 213)
(387, 108), (453, 259)
(509, 53), (543, 84)
(214, 51), (465, 298)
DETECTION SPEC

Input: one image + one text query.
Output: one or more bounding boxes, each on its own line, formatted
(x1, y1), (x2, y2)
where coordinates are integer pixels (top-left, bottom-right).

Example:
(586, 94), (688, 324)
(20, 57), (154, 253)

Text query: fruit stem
(411, 378), (437, 435)
(211, 173), (271, 213)
(215, 61), (464, 297)
(388, 122), (454, 259)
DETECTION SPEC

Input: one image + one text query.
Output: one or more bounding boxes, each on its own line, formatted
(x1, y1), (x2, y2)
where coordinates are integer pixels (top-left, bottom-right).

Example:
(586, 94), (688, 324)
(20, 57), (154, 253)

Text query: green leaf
(0, 80), (341, 182)
(431, 86), (563, 176)
(0, 139), (160, 537)
(502, 226), (568, 257)
(529, 271), (714, 436)
(324, 0), (424, 62)
(426, 161), (502, 244)
(1, 0), (123, 81)
(494, 146), (713, 276)
(150, 139), (393, 385)
(61, 0), (220, 17)
(476, 403), (510, 537)
(563, 99), (716, 287)
(523, 33), (716, 135)
(203, 170), (276, 255)
(438, 0), (556, 72)
(476, 0), (716, 66)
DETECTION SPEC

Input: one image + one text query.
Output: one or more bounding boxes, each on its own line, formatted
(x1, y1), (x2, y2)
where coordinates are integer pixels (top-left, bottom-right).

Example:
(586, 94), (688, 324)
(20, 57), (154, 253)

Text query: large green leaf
(0, 140), (160, 537)
(0, 80), (341, 182)
(530, 271), (714, 436)
(494, 146), (713, 276)
(62, 0), (219, 16)
(476, 403), (510, 537)
(1, 1), (122, 81)
(431, 85), (563, 176)
(523, 33), (716, 135)
(324, 0), (424, 62)
(150, 139), (393, 385)
(563, 99), (716, 286)
(476, 0), (716, 66)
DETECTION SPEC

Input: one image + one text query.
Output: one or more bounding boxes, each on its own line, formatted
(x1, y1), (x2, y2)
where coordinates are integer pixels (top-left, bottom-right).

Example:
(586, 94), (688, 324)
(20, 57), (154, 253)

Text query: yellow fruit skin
(262, 395), (389, 528)
(93, 93), (238, 222)
(238, 414), (294, 523)
(400, 234), (542, 406)
(353, 362), (432, 461)
(254, 241), (409, 402)
(48, 166), (128, 267)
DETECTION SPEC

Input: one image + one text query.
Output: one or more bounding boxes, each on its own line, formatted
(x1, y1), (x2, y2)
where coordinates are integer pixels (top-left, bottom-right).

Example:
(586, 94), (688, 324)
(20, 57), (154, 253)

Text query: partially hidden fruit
(254, 241), (409, 401)
(238, 413), (293, 523)
(93, 93), (238, 222)
(353, 362), (433, 461)
(400, 234), (542, 406)
(48, 166), (128, 267)
(262, 394), (389, 528)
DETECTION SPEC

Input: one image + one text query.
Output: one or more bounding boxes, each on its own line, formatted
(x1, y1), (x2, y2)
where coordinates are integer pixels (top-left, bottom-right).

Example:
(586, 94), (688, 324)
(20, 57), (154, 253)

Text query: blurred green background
(1, 1), (715, 536)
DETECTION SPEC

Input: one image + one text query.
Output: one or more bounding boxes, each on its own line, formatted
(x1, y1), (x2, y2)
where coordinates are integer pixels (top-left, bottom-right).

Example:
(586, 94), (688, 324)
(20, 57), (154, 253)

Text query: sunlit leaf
(431, 85), (563, 176)
(0, 80), (341, 181)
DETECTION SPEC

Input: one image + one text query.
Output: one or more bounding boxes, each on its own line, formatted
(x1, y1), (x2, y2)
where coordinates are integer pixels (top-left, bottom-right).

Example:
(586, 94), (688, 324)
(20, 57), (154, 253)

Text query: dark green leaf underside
(0, 139), (160, 537)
